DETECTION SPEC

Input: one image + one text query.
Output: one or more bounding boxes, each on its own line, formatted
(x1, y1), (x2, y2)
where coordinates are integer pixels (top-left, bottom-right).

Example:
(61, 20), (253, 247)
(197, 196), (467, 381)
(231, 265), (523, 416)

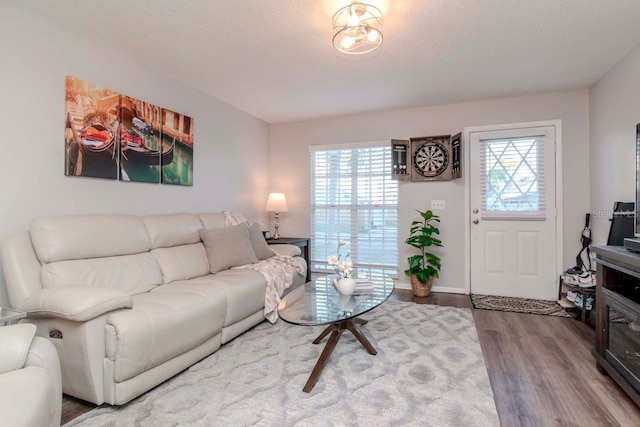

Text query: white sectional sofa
(0, 323), (62, 427)
(1, 212), (306, 406)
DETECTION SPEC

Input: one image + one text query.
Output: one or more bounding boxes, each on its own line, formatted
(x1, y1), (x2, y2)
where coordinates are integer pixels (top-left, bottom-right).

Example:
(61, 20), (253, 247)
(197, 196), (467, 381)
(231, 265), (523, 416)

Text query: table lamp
(265, 193), (288, 239)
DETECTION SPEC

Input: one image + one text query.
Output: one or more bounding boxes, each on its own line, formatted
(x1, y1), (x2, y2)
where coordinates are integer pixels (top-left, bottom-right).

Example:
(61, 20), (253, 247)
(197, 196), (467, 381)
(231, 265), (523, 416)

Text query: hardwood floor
(62, 290), (640, 426)
(62, 396), (95, 425)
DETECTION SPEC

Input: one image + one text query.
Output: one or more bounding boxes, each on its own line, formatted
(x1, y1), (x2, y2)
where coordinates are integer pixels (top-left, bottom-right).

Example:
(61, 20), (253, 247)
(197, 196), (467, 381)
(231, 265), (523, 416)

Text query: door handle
(473, 219), (479, 224)
(473, 208), (478, 214)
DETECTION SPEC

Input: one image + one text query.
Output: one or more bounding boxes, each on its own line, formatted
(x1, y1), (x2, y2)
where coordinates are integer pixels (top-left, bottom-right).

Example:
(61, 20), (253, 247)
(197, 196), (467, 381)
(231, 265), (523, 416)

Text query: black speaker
(608, 202), (634, 246)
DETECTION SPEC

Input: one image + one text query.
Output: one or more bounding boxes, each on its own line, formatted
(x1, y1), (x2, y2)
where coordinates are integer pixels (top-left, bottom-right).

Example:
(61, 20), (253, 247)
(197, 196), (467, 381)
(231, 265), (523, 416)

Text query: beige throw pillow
(248, 223), (275, 260)
(200, 224), (258, 274)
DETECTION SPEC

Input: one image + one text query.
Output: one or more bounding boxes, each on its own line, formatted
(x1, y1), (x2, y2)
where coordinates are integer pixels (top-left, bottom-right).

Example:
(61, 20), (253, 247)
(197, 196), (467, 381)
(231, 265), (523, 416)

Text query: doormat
(471, 294), (573, 317)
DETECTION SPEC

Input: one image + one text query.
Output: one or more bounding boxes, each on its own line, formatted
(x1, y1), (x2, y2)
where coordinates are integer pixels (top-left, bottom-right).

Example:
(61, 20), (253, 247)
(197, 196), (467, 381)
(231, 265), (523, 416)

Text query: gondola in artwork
(118, 96), (171, 183)
(64, 76), (120, 180)
(65, 76), (190, 184)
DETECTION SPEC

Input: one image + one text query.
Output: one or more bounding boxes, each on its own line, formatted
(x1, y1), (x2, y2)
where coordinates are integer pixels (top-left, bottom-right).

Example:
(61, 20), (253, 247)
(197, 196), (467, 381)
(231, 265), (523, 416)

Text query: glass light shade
(367, 27), (379, 42)
(265, 193), (288, 212)
(341, 36), (356, 49)
(332, 3), (383, 55)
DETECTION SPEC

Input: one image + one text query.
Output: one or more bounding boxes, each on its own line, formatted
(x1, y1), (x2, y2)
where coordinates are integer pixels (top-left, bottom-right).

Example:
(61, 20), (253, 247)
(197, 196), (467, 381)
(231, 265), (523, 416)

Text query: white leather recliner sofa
(0, 323), (62, 427)
(1, 212), (305, 406)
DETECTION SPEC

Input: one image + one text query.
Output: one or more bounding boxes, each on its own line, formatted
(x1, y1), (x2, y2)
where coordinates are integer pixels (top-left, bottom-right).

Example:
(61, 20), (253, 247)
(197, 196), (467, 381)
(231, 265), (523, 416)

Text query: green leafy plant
(404, 209), (442, 284)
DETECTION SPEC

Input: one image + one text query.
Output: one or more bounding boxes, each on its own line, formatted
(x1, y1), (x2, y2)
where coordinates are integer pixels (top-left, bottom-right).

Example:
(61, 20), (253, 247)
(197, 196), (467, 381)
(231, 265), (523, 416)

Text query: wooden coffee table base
(302, 318), (376, 393)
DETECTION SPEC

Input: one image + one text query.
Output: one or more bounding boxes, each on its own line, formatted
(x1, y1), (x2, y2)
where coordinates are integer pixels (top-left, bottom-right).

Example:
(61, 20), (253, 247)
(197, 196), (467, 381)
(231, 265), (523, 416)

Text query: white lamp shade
(265, 193), (288, 212)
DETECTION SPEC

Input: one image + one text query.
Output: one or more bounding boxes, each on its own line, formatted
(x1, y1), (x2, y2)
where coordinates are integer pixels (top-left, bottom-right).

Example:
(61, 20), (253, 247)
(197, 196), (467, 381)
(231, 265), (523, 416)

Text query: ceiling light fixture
(332, 2), (383, 55)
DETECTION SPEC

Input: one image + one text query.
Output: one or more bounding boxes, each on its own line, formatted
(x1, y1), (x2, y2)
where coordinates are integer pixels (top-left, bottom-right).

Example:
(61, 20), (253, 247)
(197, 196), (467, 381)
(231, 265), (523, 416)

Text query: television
(624, 123), (640, 251)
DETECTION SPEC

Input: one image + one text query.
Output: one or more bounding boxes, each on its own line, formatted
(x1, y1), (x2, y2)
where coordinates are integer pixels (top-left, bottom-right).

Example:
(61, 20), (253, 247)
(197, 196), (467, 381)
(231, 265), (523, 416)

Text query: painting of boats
(119, 96), (164, 183)
(161, 108), (194, 186)
(65, 76), (119, 180)
(65, 76), (193, 185)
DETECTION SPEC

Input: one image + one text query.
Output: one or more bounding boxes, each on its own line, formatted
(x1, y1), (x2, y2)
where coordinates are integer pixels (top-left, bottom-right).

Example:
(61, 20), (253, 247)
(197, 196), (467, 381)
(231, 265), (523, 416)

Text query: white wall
(0, 3), (271, 307)
(270, 90), (590, 291)
(590, 44), (640, 245)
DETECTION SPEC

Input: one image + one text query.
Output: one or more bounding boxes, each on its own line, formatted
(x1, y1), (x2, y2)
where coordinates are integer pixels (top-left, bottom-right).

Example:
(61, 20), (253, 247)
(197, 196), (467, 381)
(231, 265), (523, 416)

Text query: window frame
(479, 135), (547, 221)
(309, 140), (399, 277)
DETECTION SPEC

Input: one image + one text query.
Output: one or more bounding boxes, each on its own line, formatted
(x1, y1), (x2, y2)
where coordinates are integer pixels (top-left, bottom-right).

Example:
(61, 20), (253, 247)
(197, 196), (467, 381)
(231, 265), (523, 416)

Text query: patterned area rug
(471, 294), (573, 317)
(65, 300), (499, 426)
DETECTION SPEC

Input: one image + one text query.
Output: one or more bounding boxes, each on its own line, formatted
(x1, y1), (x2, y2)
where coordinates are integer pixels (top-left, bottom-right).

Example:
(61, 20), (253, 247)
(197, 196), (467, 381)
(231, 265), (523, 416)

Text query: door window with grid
(480, 136), (546, 219)
(309, 142), (398, 277)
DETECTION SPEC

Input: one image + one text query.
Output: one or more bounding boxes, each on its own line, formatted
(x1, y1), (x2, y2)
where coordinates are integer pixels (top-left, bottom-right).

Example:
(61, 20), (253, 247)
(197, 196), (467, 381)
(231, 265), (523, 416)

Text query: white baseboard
(393, 281), (467, 295)
(431, 286), (467, 294)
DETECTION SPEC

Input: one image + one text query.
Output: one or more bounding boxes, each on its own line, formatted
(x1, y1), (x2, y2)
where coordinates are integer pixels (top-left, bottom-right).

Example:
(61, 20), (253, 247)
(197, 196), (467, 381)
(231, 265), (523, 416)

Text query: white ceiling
(12, 0), (640, 123)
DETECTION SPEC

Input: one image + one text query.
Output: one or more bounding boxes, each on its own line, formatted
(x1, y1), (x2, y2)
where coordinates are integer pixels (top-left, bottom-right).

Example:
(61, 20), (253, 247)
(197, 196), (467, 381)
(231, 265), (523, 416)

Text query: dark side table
(267, 237), (311, 282)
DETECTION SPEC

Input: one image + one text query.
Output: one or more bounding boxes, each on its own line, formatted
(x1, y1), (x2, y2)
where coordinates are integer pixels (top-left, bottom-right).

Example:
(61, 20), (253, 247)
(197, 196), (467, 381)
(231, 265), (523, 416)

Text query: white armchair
(0, 323), (62, 427)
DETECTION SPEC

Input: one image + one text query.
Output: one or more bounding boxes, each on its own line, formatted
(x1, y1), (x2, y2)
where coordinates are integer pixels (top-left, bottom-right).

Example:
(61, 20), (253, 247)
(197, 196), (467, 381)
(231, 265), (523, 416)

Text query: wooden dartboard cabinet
(391, 132), (462, 182)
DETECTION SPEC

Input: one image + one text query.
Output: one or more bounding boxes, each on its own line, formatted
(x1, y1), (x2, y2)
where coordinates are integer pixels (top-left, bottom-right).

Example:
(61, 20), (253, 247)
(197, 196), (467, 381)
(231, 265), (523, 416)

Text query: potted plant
(404, 209), (442, 297)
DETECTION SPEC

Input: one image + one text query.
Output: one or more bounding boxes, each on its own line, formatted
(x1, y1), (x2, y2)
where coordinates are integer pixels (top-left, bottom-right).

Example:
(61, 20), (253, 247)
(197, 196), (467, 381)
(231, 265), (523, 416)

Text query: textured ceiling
(11, 0), (640, 123)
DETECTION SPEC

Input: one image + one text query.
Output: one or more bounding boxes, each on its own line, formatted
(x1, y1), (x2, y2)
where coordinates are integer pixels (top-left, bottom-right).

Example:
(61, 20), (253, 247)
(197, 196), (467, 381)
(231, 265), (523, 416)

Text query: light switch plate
(431, 200), (445, 210)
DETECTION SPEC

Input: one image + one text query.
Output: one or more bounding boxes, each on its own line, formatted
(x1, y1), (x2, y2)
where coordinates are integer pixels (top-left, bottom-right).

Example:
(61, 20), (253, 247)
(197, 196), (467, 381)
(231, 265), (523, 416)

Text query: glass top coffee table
(278, 274), (394, 392)
(0, 307), (26, 326)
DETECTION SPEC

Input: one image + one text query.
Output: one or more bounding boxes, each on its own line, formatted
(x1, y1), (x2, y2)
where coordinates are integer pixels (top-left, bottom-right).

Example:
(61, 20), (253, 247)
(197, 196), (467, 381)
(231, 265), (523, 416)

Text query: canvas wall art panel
(119, 96), (163, 183)
(65, 76), (120, 180)
(161, 108), (193, 186)
(65, 76), (194, 186)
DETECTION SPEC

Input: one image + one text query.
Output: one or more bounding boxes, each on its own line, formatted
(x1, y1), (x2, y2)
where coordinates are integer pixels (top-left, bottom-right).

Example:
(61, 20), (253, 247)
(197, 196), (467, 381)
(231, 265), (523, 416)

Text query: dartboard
(413, 141), (449, 177)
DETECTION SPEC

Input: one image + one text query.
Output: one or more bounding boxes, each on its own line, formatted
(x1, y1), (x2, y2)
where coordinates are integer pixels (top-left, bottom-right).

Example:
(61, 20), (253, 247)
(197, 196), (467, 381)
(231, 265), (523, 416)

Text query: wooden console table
(267, 237), (311, 282)
(593, 245), (640, 407)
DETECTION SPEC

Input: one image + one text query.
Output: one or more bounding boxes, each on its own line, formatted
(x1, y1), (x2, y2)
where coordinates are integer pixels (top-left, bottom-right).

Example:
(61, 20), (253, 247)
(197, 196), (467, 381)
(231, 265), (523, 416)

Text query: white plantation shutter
(480, 136), (546, 220)
(310, 142), (398, 276)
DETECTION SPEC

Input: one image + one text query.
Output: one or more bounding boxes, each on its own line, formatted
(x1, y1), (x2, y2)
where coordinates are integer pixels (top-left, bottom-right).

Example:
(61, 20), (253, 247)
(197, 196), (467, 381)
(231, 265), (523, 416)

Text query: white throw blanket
(235, 255), (304, 323)
(222, 210), (249, 226)
(223, 211), (304, 323)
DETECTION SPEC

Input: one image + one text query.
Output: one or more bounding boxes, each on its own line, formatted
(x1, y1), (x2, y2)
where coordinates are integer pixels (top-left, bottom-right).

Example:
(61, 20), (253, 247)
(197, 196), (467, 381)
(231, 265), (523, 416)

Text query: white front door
(469, 124), (559, 300)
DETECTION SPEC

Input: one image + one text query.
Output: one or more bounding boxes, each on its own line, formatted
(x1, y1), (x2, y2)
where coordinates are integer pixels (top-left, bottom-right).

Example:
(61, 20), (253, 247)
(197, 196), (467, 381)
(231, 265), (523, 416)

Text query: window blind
(310, 144), (398, 276)
(480, 136), (546, 219)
